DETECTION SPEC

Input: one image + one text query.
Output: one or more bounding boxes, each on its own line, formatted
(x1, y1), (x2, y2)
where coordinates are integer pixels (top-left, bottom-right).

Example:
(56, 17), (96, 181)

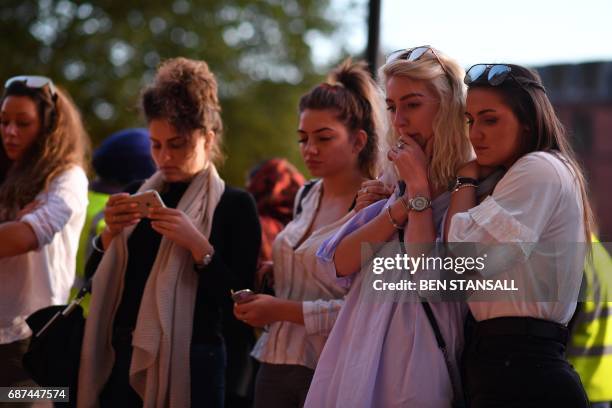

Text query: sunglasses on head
(385, 45), (450, 78)
(4, 75), (57, 98)
(464, 64), (545, 92)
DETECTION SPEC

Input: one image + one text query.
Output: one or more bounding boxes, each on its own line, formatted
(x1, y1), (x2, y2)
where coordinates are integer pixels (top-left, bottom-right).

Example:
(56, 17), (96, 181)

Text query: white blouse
(449, 152), (586, 324)
(251, 180), (351, 369)
(0, 166), (88, 343)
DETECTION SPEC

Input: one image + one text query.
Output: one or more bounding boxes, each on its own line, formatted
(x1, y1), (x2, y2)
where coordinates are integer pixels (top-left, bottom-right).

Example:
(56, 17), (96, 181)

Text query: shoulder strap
(294, 180), (317, 217)
(421, 301), (465, 407)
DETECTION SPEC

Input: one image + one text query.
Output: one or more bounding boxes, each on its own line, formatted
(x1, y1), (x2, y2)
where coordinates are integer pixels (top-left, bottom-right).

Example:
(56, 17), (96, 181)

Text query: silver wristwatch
(407, 195), (432, 212)
(195, 247), (215, 269)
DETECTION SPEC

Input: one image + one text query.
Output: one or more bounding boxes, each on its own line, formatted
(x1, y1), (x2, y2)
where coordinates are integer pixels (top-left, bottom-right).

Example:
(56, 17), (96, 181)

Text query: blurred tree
(0, 0), (348, 184)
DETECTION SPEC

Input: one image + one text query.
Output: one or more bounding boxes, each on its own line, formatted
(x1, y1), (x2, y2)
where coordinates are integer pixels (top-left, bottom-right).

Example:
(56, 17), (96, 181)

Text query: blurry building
(538, 61), (612, 240)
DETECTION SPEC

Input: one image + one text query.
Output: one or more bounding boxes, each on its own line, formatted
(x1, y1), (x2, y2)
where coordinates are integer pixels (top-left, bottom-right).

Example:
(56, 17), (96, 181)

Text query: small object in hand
(119, 190), (165, 217)
(231, 289), (255, 304)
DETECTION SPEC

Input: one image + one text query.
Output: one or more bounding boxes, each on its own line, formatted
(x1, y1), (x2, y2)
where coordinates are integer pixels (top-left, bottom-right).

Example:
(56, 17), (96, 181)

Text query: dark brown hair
(141, 57), (224, 165)
(467, 64), (596, 245)
(0, 81), (89, 220)
(298, 59), (383, 179)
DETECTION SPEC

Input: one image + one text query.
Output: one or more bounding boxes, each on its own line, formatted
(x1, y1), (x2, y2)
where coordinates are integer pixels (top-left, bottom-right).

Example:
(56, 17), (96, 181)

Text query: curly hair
(0, 81), (89, 221)
(141, 57), (224, 165)
(298, 59), (385, 179)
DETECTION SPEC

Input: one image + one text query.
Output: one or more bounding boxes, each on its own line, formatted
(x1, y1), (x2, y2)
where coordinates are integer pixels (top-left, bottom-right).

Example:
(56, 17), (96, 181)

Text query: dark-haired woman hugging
(446, 63), (593, 407)
(78, 58), (261, 408)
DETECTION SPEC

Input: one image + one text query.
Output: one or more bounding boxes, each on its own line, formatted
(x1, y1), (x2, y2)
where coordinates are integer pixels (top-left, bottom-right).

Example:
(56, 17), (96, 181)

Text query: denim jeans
(190, 342), (226, 408)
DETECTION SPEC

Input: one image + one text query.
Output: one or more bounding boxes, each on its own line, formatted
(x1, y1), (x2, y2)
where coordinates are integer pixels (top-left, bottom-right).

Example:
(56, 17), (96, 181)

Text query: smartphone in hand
(121, 190), (165, 217)
(231, 289), (255, 304)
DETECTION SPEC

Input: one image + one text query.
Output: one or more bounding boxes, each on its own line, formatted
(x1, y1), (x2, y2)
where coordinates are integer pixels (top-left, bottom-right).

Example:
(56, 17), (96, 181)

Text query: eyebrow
(297, 127), (335, 134)
(385, 92), (425, 104)
(149, 136), (184, 143)
(476, 109), (497, 115)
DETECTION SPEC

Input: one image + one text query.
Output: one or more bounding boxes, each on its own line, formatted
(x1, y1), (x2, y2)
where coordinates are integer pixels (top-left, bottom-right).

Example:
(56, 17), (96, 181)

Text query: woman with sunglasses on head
(0, 76), (89, 389)
(77, 58), (261, 408)
(304, 46), (498, 408)
(444, 64), (593, 407)
(233, 59), (384, 408)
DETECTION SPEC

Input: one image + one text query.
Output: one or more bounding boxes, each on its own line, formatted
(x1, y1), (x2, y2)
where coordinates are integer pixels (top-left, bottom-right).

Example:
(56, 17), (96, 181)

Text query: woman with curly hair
(78, 58), (261, 407)
(0, 76), (89, 388)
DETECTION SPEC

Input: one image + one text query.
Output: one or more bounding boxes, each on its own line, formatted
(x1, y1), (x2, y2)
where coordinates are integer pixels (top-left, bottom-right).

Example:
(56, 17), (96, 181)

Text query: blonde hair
(378, 48), (472, 189)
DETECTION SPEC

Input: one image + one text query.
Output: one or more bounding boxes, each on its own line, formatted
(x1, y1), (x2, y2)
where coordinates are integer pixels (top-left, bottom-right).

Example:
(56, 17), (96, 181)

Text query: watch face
(410, 196), (431, 212)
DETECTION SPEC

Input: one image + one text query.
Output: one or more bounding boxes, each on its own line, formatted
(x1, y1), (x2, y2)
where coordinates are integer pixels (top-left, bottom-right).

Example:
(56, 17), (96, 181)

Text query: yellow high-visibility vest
(70, 190), (110, 315)
(568, 236), (612, 402)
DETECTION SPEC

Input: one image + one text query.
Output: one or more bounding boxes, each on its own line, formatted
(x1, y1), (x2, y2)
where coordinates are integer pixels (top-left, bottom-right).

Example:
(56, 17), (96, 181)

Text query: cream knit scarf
(78, 164), (225, 408)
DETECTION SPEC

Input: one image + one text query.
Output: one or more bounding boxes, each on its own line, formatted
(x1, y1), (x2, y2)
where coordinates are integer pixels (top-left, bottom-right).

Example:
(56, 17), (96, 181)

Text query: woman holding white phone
(78, 57), (261, 408)
(233, 59), (385, 408)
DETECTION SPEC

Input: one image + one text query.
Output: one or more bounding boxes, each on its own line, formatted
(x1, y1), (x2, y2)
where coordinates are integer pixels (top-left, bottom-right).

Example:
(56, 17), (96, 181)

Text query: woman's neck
(321, 168), (364, 198)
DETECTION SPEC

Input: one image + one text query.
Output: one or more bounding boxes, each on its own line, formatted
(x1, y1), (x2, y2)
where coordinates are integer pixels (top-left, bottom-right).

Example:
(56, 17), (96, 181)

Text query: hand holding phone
(120, 190), (166, 218)
(231, 289), (255, 304)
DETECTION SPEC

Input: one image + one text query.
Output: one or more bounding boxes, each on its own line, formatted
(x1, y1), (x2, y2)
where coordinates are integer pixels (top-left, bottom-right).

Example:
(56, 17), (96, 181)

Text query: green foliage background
(0, 0), (357, 185)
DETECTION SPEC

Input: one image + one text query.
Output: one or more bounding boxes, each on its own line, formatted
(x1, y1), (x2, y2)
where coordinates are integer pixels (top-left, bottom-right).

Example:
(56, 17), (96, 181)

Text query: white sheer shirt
(449, 152), (586, 324)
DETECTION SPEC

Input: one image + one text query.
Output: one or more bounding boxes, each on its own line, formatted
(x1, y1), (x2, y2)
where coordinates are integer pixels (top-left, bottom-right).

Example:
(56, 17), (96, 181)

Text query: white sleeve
(302, 298), (344, 336)
(21, 166), (89, 248)
(449, 153), (564, 245)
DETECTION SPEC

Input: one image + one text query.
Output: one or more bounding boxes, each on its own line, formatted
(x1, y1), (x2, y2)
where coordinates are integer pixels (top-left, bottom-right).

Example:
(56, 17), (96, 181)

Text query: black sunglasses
(464, 64), (545, 91)
(386, 45), (450, 78)
(4, 75), (58, 98)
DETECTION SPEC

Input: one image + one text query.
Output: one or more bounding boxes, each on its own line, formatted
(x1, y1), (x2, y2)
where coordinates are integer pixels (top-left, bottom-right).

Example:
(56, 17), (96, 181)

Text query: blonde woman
(0, 76), (89, 388)
(305, 47), (492, 408)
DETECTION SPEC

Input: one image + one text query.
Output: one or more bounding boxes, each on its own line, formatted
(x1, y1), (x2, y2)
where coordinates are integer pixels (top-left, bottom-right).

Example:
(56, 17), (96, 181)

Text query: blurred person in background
(234, 59), (385, 408)
(73, 128), (156, 312)
(247, 157), (306, 290)
(82, 127), (156, 265)
(222, 158), (305, 408)
(0, 76), (89, 392)
(568, 236), (612, 408)
(77, 57), (261, 408)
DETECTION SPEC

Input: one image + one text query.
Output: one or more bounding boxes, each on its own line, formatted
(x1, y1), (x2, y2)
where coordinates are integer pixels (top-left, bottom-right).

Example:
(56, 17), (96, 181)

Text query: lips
(305, 160), (321, 167)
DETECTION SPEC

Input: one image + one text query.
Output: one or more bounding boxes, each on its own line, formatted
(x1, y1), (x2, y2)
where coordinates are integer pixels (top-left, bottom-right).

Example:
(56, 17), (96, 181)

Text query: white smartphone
(122, 190), (166, 217)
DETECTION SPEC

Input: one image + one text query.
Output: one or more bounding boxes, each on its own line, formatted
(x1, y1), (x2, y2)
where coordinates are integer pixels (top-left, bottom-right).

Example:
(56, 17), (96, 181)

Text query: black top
(85, 183), (261, 345)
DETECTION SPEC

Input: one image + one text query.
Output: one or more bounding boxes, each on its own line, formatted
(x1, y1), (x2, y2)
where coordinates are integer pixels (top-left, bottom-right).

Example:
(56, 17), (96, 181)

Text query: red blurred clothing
(247, 158), (305, 264)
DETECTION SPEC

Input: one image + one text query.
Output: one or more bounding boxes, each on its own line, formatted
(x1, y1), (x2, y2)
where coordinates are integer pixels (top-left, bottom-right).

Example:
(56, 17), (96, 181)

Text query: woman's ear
(353, 129), (368, 154)
(204, 130), (215, 151)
